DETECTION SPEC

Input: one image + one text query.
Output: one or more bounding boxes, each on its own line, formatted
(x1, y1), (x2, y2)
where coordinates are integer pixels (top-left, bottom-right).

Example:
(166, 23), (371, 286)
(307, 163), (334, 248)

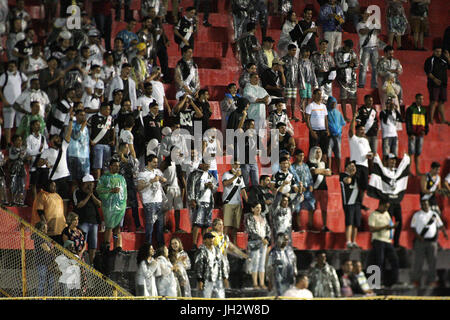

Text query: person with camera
(222, 160), (248, 244)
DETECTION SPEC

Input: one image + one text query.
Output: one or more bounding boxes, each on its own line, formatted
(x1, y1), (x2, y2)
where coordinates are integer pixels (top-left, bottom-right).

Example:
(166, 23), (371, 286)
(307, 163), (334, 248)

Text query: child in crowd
(326, 96), (346, 173)
(8, 134), (27, 206)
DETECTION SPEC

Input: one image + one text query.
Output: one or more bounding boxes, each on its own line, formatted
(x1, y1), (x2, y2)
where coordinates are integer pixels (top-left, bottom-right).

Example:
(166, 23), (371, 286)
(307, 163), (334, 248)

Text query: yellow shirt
(368, 210), (393, 244)
(32, 191), (66, 236)
(264, 49), (274, 68)
(211, 231), (228, 255)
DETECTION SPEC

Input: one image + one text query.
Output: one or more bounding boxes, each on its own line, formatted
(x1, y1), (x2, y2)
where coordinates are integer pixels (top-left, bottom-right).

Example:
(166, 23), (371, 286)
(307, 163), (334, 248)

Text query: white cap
(16, 32), (25, 41)
(82, 174), (95, 183)
(59, 30), (72, 40)
(161, 127), (172, 136)
(95, 81), (104, 90)
(88, 28), (100, 37)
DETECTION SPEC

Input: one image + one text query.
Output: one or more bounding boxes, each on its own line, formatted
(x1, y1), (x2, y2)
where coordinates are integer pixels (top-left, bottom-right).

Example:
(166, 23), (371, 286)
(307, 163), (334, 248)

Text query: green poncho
(96, 172), (128, 229)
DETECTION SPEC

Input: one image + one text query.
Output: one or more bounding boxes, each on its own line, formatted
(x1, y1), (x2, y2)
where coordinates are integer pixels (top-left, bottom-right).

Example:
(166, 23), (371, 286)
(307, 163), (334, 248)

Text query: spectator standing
(349, 111), (373, 210)
(238, 23), (261, 69)
(108, 63), (137, 110)
(245, 175), (275, 218)
(307, 146), (332, 232)
(231, 0), (251, 41)
(243, 73), (271, 138)
(305, 89), (330, 162)
(187, 160), (218, 249)
(15, 101), (45, 140)
(298, 46), (318, 122)
(326, 96), (346, 173)
(308, 251), (341, 297)
(268, 101), (293, 135)
(282, 274), (314, 299)
(267, 233), (297, 296)
(48, 87), (75, 136)
(319, 0), (345, 54)
(26, 119), (48, 199)
(420, 162), (443, 215)
(96, 159), (128, 254)
(248, 0), (268, 39)
(335, 39), (359, 122)
(135, 243), (158, 297)
(143, 101), (163, 144)
(380, 98), (403, 158)
(220, 83), (241, 133)
(261, 58), (286, 105)
(278, 11), (298, 58)
(31, 180), (66, 245)
(150, 68), (172, 116)
(245, 202), (271, 289)
(174, 7), (197, 50)
(154, 245), (178, 297)
(357, 8), (381, 89)
(136, 82), (156, 118)
(137, 154), (167, 246)
(222, 160), (248, 244)
(194, 0), (212, 27)
(386, 0), (409, 49)
(411, 199), (448, 288)
(196, 88), (212, 134)
(8, 134), (27, 206)
(368, 201), (400, 286)
(339, 160), (362, 249)
(356, 95), (379, 155)
(410, 0), (430, 50)
(311, 40), (335, 103)
(92, 0), (113, 51)
(39, 56), (64, 113)
(424, 46), (449, 124)
(270, 190), (303, 239)
(168, 237), (192, 297)
(405, 93), (429, 175)
(68, 108), (90, 188)
(195, 232), (228, 298)
(116, 19), (139, 51)
(174, 46), (200, 99)
(61, 212), (86, 259)
(32, 221), (56, 297)
(89, 103), (115, 180)
(376, 45), (403, 109)
(73, 174), (102, 265)
(281, 44), (299, 121)
(257, 37), (279, 75)
(295, 8), (319, 53)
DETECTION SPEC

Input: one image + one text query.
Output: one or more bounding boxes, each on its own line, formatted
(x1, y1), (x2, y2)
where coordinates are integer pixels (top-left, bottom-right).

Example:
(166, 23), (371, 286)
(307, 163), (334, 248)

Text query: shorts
(223, 203), (242, 229)
(284, 87), (297, 99)
(340, 85), (357, 100)
(92, 144), (112, 169)
(356, 165), (369, 191)
(53, 176), (70, 201)
(78, 222), (99, 250)
(428, 84), (447, 102)
(344, 204), (361, 227)
(68, 157), (90, 182)
(164, 187), (183, 211)
(328, 135), (342, 158)
(2, 106), (16, 129)
(300, 190), (316, 211)
(309, 130), (330, 158)
(313, 189), (328, 212)
(408, 135), (424, 156)
(30, 168), (49, 186)
(191, 201), (213, 228)
(299, 83), (312, 99)
(410, 16), (429, 34)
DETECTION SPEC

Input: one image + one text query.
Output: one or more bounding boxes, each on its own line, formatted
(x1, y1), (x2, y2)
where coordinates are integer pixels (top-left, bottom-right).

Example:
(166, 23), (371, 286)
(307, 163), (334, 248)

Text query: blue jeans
(143, 202), (164, 246)
(92, 144), (112, 170)
(382, 136), (398, 158)
(79, 223), (99, 250)
(241, 163), (259, 188)
(37, 264), (56, 296)
(359, 47), (379, 88)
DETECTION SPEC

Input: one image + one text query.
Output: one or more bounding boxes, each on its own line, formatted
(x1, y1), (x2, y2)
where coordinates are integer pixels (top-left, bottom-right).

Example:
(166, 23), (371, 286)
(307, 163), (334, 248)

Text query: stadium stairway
(4, 0), (449, 253)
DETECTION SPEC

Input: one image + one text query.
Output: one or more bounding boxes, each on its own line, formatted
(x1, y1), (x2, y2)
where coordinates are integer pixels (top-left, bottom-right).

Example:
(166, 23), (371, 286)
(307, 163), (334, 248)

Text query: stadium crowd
(0, 0), (448, 298)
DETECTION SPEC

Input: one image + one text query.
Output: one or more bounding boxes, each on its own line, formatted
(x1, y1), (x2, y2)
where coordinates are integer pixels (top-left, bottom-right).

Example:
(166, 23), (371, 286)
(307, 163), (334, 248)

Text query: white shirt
(151, 80), (166, 112)
(163, 162), (180, 189)
(222, 170), (246, 205)
(198, 171), (213, 203)
(15, 89), (50, 118)
(119, 129), (134, 145)
(137, 168), (164, 204)
(381, 111), (399, 138)
(411, 209), (444, 240)
(203, 137), (218, 171)
(306, 101), (328, 131)
(357, 20), (381, 48)
(26, 133), (48, 172)
(82, 95), (101, 120)
(40, 140), (70, 180)
(137, 94), (155, 117)
(27, 56), (47, 81)
(0, 71), (27, 104)
(283, 287), (314, 299)
(349, 135), (371, 167)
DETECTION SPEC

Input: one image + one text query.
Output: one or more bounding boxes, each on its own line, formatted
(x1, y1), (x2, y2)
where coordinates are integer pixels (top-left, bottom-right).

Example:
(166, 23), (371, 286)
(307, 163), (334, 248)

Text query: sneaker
(352, 242), (360, 249)
(135, 226), (145, 233)
(346, 242), (354, 249)
(203, 21), (212, 27)
(361, 205), (369, 211)
(321, 226), (331, 233)
(114, 246), (123, 254)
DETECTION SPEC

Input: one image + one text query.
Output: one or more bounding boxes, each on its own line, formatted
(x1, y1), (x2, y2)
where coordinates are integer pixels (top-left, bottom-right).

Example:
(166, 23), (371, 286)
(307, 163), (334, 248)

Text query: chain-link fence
(0, 207), (132, 298)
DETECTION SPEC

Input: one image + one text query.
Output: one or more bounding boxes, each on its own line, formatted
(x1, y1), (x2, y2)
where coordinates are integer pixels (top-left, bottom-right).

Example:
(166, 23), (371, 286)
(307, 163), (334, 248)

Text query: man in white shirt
(222, 160), (248, 244)
(136, 82), (155, 117)
(282, 274), (314, 299)
(137, 154), (167, 246)
(305, 88), (330, 163)
(26, 119), (48, 198)
(357, 8), (381, 89)
(38, 112), (74, 215)
(150, 67), (171, 117)
(0, 60), (27, 145)
(349, 110), (373, 210)
(13, 78), (50, 125)
(108, 63), (137, 109)
(380, 97), (402, 158)
(411, 199), (448, 288)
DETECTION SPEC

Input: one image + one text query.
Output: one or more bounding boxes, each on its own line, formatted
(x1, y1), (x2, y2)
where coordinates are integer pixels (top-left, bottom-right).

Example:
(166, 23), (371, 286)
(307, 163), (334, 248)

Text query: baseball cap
(203, 232), (215, 240)
(113, 88), (124, 95)
(95, 81), (104, 90)
(136, 42), (147, 51)
(272, 58), (285, 66)
(88, 29), (101, 37)
(387, 153), (397, 159)
(59, 30), (72, 40)
(82, 174), (95, 183)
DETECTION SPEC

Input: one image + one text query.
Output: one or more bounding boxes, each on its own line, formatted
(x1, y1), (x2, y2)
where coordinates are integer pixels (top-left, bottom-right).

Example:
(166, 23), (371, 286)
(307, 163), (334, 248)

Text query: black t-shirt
(176, 106), (201, 135)
(88, 113), (115, 145)
(307, 161), (328, 190)
(261, 68), (283, 97)
(339, 172), (361, 205)
(73, 189), (101, 225)
(196, 100), (212, 133)
(122, 78), (130, 101)
(143, 112), (163, 142)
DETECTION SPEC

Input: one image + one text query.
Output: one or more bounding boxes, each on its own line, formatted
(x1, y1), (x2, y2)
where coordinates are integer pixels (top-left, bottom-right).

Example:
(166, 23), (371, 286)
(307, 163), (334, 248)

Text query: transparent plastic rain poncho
(96, 172), (128, 229)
